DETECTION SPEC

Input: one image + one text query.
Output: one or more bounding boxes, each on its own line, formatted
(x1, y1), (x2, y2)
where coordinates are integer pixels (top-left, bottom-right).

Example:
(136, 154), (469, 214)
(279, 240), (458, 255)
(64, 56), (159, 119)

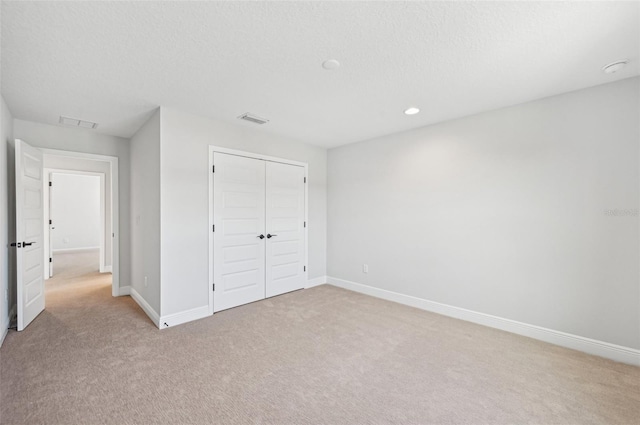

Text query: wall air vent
(238, 113), (269, 125)
(59, 116), (98, 129)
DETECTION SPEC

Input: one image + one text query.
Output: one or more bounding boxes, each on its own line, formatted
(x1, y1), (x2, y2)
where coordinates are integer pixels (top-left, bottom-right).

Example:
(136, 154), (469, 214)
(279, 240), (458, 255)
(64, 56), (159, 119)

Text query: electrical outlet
(363, 264), (368, 273)
(144, 276), (148, 287)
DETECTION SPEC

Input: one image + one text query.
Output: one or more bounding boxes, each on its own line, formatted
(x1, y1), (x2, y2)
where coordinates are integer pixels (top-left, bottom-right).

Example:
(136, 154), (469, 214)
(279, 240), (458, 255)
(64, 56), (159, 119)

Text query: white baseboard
(100, 265), (112, 274)
(326, 276), (640, 367)
(53, 246), (100, 254)
(129, 287), (160, 328)
(306, 275), (328, 288)
(1, 305), (17, 347)
(159, 305), (210, 329)
(0, 318), (8, 347)
(116, 285), (131, 296)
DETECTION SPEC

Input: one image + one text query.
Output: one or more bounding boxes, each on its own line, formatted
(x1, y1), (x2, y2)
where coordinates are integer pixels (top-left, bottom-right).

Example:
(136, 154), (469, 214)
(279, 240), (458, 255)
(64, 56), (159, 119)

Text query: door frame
(44, 170), (106, 277)
(208, 146), (309, 315)
(39, 148), (120, 297)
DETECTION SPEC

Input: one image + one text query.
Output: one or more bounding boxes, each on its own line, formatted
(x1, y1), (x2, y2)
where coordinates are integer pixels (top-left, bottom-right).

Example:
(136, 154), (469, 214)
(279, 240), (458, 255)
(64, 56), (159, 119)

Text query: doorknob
(23, 242), (36, 246)
(266, 234), (277, 239)
(257, 234), (265, 239)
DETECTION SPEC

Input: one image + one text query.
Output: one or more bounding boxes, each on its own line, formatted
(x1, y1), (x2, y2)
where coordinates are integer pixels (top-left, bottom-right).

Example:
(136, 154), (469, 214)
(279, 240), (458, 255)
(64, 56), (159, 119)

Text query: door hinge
(304, 177), (306, 183)
(304, 266), (306, 272)
(212, 165), (215, 173)
(212, 283), (215, 291)
(49, 219), (52, 225)
(49, 181), (52, 187)
(304, 221), (306, 228)
(212, 224), (215, 232)
(49, 257), (52, 263)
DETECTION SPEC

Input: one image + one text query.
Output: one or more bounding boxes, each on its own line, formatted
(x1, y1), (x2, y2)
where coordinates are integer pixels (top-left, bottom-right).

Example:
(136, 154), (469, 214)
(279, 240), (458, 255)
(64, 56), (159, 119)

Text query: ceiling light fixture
(322, 59), (340, 70)
(404, 107), (420, 115)
(602, 60), (628, 74)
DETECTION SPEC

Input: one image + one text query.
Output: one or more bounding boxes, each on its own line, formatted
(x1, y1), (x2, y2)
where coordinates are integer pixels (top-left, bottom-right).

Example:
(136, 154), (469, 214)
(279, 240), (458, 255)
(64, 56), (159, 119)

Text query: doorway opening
(46, 171), (106, 286)
(40, 148), (121, 299)
(208, 146), (309, 315)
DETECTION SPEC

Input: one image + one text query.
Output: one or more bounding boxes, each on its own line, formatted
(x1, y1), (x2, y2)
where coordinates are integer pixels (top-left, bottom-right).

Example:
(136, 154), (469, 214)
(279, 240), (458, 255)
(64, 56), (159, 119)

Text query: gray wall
(13, 119), (131, 290)
(129, 109), (161, 315)
(0, 96), (14, 335)
(160, 107), (327, 316)
(328, 77), (640, 349)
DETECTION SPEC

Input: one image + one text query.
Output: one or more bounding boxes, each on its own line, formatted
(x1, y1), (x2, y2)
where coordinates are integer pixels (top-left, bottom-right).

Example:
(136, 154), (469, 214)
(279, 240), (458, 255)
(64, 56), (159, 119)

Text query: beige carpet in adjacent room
(1, 255), (639, 424)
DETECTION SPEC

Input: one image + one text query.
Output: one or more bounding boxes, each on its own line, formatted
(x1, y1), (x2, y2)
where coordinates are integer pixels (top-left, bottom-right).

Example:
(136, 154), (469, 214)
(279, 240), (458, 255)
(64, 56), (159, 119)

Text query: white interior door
(265, 161), (306, 298)
(15, 139), (45, 331)
(213, 153), (266, 312)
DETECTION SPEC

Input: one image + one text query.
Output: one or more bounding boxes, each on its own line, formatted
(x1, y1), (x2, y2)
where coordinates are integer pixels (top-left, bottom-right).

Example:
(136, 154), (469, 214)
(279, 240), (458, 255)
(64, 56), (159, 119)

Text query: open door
(14, 139), (45, 331)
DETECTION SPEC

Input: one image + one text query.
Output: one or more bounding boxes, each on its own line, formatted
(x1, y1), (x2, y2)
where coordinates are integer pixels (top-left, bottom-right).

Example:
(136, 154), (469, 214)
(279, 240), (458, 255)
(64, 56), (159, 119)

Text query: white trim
(208, 146), (307, 168)
(39, 148), (120, 298)
(102, 265), (112, 273)
(306, 275), (327, 288)
(129, 287), (160, 328)
(208, 150), (215, 316)
(326, 276), (640, 366)
(1, 311), (11, 347)
(208, 146), (309, 316)
(0, 306), (12, 347)
(45, 169), (106, 274)
(116, 285), (130, 296)
(0, 326), (7, 347)
(52, 246), (100, 254)
(159, 305), (210, 329)
(2, 305), (17, 346)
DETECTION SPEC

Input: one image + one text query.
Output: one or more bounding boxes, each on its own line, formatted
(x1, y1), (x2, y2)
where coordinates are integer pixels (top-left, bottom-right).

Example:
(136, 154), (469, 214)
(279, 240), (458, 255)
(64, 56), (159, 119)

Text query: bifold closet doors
(213, 152), (306, 312)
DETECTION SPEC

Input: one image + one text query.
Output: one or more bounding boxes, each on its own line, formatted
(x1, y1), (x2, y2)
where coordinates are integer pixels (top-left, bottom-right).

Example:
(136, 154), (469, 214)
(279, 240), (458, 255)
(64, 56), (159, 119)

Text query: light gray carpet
(1, 253), (639, 424)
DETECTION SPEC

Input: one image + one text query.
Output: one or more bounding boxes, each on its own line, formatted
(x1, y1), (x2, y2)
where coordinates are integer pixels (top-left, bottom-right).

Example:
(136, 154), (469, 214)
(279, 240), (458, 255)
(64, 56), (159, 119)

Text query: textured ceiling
(1, 1), (638, 148)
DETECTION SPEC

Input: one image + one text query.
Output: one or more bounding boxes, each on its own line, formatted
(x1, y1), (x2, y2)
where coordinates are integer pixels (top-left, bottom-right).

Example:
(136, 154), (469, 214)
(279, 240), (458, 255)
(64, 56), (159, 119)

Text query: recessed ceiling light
(322, 59), (340, 70)
(603, 60), (628, 74)
(404, 107), (420, 115)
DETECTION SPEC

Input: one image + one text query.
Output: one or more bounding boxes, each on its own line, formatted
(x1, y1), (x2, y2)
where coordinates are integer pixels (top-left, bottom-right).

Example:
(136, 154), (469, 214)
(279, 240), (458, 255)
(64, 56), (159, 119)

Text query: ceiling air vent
(238, 113), (269, 125)
(59, 116), (98, 129)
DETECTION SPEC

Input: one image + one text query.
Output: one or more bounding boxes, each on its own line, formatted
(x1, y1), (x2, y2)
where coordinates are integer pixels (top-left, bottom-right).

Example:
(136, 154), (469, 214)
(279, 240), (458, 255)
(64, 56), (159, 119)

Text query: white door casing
(39, 149), (120, 297)
(15, 139), (45, 331)
(265, 161), (306, 298)
(48, 173), (53, 277)
(210, 147), (308, 313)
(213, 153), (266, 312)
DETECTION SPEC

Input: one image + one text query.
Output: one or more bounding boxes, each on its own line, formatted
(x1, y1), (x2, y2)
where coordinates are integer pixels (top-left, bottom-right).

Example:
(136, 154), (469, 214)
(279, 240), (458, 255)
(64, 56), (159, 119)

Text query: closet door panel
(265, 162), (305, 298)
(213, 153), (266, 312)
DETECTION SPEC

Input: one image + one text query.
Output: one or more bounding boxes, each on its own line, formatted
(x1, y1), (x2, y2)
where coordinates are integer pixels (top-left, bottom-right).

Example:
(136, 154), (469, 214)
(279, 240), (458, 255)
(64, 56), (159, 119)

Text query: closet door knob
(266, 234), (277, 239)
(257, 234), (265, 239)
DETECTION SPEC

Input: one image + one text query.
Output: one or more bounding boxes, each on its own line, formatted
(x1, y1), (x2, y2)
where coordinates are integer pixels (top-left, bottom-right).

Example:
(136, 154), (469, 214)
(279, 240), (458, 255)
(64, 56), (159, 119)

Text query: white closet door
(213, 153), (266, 312)
(265, 161), (306, 298)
